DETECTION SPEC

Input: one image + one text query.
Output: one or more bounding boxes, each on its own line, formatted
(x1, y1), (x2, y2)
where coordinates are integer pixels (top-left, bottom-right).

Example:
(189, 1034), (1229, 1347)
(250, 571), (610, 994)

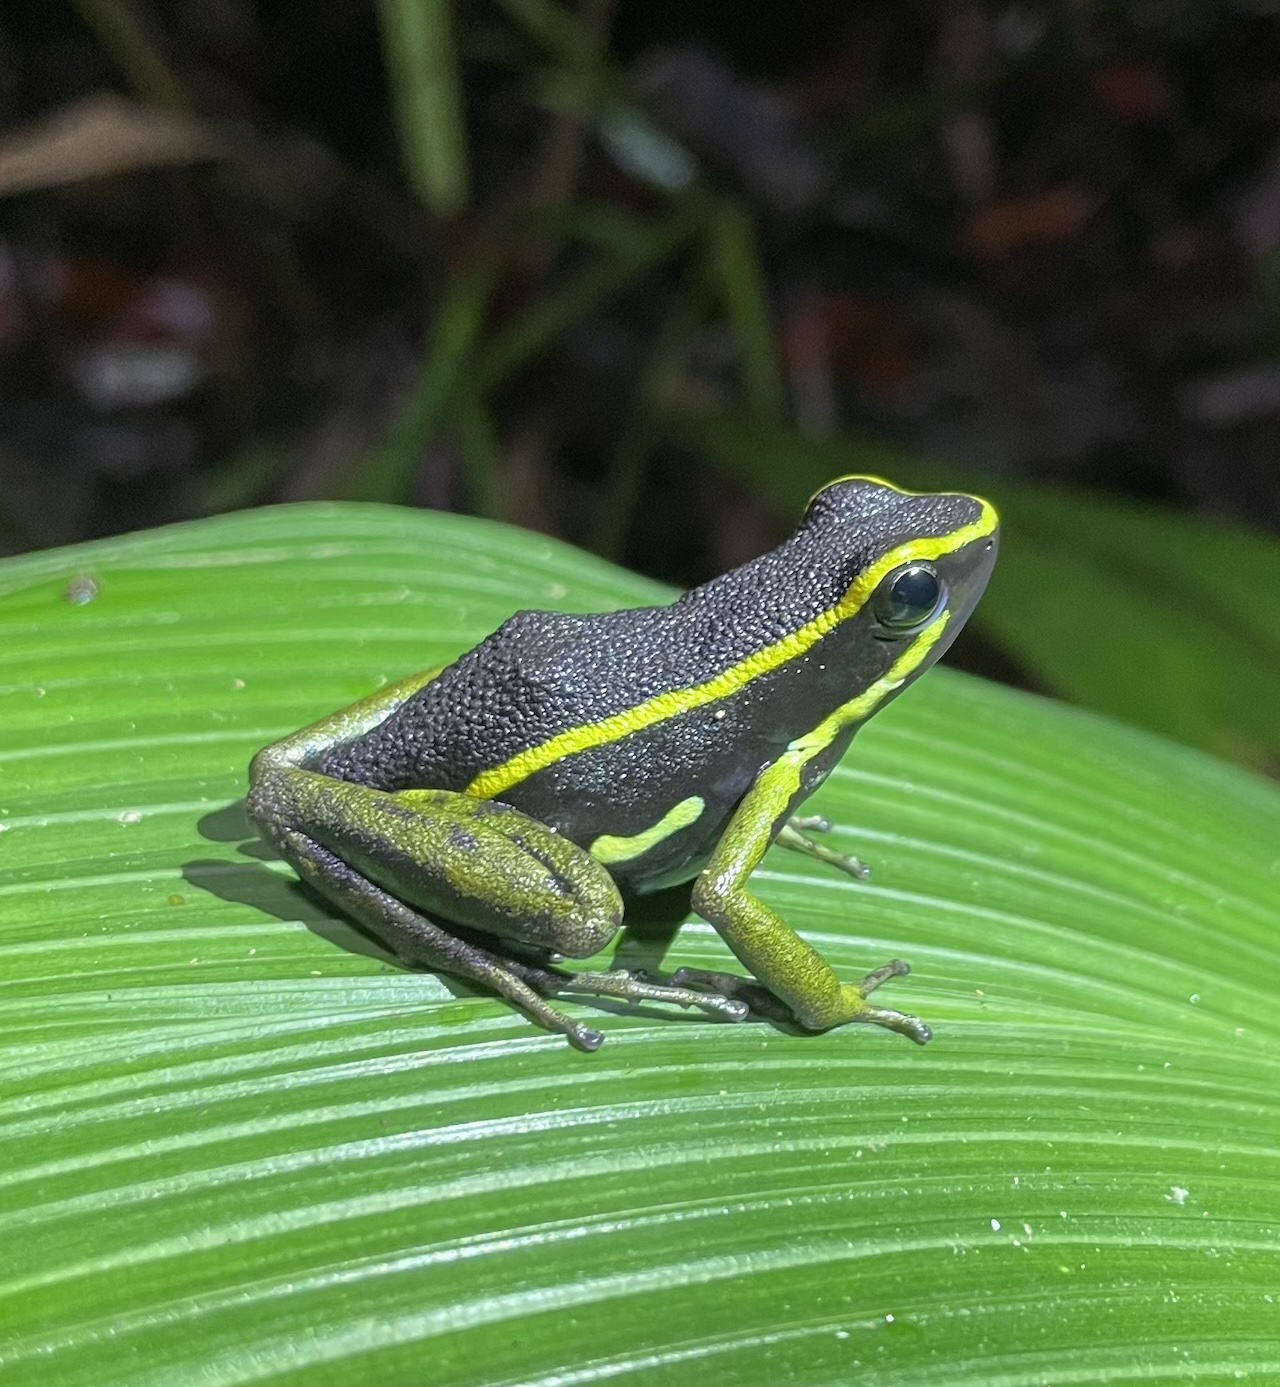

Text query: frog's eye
(874, 562), (943, 632)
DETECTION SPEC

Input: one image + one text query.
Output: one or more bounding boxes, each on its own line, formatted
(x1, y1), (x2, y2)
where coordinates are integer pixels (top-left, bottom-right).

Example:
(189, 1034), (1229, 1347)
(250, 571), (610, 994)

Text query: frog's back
(316, 577), (810, 796)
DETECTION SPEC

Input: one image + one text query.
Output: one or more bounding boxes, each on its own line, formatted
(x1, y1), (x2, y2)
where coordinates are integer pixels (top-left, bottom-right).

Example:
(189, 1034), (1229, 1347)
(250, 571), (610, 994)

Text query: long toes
(856, 958), (911, 995)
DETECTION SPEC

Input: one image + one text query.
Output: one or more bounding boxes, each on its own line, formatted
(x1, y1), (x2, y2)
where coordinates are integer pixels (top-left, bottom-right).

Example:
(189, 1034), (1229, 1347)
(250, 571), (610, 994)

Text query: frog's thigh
(271, 823), (611, 1051)
(255, 793), (750, 1048)
(252, 769), (624, 956)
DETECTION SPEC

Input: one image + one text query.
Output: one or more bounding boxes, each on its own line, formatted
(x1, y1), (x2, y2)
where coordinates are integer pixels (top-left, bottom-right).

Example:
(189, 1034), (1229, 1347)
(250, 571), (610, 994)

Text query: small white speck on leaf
(65, 574), (100, 605)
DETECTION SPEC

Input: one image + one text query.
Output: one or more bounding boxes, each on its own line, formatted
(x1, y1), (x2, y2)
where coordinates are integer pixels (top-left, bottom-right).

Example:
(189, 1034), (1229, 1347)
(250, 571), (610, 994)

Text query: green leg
(777, 817), (871, 881)
(671, 958), (915, 1030)
(681, 764), (930, 1044)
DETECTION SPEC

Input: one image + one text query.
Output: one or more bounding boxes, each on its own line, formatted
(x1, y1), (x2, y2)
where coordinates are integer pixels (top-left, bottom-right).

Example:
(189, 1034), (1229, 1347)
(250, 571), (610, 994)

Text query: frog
(247, 475), (999, 1051)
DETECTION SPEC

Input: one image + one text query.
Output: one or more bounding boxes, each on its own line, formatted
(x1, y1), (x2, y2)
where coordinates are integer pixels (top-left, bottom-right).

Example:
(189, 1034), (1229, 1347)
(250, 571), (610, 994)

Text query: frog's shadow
(189, 799), (760, 1029)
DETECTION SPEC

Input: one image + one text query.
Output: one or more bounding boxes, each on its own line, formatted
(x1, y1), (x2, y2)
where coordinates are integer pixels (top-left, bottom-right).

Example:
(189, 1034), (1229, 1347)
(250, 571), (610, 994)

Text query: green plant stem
(351, 265), (498, 504)
(453, 391), (502, 519)
(377, 0), (469, 216)
(707, 194), (785, 424)
(475, 195), (707, 394)
(591, 265), (714, 559)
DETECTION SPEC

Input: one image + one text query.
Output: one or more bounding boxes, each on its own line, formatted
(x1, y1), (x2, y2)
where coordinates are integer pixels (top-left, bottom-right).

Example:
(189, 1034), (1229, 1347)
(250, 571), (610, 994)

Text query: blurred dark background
(3, 2), (1280, 573)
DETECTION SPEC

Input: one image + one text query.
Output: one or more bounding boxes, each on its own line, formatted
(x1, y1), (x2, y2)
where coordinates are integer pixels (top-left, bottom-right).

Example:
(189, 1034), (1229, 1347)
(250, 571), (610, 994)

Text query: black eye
(875, 563), (943, 631)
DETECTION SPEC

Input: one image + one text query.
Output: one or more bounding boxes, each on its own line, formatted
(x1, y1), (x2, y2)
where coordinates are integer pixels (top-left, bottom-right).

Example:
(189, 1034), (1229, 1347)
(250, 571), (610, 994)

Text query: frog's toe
(668, 966), (794, 1023)
(852, 1005), (931, 1044)
(568, 1021), (606, 1051)
(572, 968), (750, 1021)
(856, 957), (912, 992)
(511, 961), (748, 1024)
(836, 960), (932, 1044)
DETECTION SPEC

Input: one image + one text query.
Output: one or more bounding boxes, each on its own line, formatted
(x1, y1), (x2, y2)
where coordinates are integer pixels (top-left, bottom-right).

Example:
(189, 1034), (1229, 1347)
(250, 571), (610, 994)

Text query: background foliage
(4, 2), (1280, 774)
(4, 4), (1280, 575)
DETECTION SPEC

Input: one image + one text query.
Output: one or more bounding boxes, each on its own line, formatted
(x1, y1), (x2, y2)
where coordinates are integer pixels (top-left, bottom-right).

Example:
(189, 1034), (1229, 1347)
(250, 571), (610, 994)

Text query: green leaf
(678, 411), (1280, 770)
(2, 503), (1278, 1386)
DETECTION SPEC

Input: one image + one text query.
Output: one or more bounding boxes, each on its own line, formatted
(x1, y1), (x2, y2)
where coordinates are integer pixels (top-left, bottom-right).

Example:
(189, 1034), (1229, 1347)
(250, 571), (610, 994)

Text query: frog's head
(799, 474), (999, 693)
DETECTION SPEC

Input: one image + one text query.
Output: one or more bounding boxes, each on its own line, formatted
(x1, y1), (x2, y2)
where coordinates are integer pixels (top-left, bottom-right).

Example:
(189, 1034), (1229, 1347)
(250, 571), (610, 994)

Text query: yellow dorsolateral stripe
(786, 611), (949, 758)
(589, 794), (706, 865)
(467, 500), (995, 800)
(742, 611), (953, 833)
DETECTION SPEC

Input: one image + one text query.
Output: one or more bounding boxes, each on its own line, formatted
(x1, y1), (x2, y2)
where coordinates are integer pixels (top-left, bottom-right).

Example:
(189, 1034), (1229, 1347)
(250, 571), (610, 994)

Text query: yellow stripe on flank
(747, 610), (953, 824)
(589, 794), (706, 865)
(467, 496), (996, 800)
(787, 610), (949, 757)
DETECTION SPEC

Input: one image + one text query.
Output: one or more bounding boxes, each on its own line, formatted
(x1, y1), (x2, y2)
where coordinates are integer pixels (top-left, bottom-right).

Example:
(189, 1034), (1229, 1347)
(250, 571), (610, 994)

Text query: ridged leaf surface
(1, 503), (1277, 1385)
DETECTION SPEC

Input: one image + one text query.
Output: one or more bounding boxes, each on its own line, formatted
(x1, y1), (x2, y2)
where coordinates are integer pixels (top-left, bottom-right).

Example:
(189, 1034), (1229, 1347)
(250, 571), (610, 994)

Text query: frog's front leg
(680, 764), (931, 1043)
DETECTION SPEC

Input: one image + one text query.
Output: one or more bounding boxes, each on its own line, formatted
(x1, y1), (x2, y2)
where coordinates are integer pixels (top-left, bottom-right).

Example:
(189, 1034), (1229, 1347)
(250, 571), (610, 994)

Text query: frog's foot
(666, 967), (795, 1024)
(506, 960), (750, 1029)
(777, 818), (870, 881)
(671, 958), (932, 1043)
(831, 959), (932, 1045)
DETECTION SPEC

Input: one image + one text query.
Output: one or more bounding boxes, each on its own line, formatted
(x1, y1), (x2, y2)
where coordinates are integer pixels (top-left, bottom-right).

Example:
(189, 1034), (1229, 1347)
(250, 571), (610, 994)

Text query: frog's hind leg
(269, 826), (746, 1051)
(269, 825), (610, 1048)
